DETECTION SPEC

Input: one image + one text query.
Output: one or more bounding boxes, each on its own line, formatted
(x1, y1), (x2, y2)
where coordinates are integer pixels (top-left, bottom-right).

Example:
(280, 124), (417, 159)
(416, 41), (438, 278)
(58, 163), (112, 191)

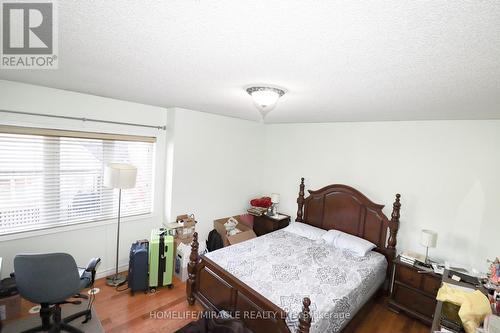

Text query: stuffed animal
(224, 217), (239, 236)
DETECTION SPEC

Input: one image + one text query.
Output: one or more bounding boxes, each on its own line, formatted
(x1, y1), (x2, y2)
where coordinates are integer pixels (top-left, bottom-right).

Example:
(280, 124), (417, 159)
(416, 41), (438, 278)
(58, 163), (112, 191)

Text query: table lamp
(420, 229), (438, 264)
(104, 163), (137, 287)
(271, 193), (280, 217)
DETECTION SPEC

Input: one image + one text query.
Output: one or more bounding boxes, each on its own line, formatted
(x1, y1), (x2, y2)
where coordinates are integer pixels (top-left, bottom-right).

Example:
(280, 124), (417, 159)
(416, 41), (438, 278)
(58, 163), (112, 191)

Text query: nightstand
(388, 256), (442, 326)
(253, 214), (290, 236)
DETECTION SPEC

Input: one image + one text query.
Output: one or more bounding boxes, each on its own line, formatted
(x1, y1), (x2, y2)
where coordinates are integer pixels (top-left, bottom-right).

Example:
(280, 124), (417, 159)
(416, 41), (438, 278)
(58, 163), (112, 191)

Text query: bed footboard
(186, 232), (311, 333)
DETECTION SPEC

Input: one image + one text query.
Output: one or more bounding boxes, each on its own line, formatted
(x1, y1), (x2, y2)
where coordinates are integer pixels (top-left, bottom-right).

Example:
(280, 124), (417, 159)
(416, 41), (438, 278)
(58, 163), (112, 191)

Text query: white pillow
(284, 222), (327, 240)
(320, 229), (343, 245)
(323, 229), (376, 256)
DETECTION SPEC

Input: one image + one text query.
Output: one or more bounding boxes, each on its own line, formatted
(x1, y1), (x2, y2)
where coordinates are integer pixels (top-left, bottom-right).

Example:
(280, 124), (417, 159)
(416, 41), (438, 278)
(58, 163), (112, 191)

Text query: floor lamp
(104, 163), (137, 287)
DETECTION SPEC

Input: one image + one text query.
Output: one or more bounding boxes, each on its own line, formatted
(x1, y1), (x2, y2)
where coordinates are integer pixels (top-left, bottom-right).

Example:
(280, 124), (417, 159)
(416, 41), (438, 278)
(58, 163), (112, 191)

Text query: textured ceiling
(1, 1), (500, 123)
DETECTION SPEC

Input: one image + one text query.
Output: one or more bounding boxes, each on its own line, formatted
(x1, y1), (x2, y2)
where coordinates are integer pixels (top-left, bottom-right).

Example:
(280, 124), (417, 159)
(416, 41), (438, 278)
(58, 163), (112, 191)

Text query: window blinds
(0, 127), (155, 235)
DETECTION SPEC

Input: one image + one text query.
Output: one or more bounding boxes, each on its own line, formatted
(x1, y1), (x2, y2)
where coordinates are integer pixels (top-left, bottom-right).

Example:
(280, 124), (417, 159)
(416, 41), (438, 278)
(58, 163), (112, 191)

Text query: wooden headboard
(295, 178), (401, 269)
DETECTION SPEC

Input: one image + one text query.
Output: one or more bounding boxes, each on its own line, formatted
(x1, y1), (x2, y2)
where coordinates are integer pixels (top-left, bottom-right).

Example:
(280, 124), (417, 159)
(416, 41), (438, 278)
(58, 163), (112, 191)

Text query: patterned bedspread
(204, 229), (387, 333)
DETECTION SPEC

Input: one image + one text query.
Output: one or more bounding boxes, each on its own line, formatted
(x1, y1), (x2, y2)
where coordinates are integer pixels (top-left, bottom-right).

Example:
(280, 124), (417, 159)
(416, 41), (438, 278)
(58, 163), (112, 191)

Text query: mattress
(204, 229), (387, 333)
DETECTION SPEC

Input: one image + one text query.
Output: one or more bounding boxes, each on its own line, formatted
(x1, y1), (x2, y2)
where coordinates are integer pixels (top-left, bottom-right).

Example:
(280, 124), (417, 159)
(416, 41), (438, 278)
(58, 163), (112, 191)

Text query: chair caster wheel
(167, 284), (173, 289)
(150, 288), (157, 293)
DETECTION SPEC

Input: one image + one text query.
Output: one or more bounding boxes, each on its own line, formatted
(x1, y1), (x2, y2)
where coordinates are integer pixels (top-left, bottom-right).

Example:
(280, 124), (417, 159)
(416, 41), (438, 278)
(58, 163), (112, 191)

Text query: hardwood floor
(92, 277), (203, 333)
(353, 298), (429, 333)
(12, 276), (429, 333)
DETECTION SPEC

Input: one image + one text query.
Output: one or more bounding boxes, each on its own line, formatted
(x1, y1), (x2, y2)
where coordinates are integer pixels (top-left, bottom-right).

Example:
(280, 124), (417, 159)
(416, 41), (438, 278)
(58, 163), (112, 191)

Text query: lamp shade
(420, 229), (438, 248)
(246, 87), (286, 116)
(251, 90), (280, 109)
(271, 193), (280, 204)
(104, 163), (137, 189)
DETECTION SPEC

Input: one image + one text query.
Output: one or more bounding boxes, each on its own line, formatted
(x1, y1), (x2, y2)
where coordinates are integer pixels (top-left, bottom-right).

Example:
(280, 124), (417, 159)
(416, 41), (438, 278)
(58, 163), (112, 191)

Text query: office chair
(14, 253), (101, 333)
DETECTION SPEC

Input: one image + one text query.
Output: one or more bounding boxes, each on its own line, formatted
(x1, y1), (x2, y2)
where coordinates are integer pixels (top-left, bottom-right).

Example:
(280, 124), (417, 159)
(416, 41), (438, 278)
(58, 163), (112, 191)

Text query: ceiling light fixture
(246, 86), (285, 117)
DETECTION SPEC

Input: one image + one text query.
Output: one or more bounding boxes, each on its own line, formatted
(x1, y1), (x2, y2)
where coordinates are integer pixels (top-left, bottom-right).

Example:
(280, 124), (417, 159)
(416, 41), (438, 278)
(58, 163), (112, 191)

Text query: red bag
(250, 197), (272, 208)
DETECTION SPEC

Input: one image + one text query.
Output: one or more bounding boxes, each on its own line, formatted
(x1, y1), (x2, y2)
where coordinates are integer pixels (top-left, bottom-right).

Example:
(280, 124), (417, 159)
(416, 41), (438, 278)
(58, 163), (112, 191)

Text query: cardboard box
(177, 215), (196, 240)
(163, 221), (196, 240)
(178, 223), (195, 240)
(213, 215), (257, 247)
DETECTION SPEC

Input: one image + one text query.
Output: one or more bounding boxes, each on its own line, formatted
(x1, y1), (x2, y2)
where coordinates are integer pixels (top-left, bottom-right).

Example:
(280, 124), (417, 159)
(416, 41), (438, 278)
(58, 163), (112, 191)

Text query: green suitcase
(149, 228), (174, 290)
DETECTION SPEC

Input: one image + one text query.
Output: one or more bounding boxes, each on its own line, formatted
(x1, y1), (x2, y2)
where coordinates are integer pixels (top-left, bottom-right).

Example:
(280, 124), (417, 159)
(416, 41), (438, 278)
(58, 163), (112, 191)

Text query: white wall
(1, 79), (498, 277)
(0, 80), (168, 278)
(261, 120), (500, 271)
(0, 81), (266, 278)
(166, 108), (264, 243)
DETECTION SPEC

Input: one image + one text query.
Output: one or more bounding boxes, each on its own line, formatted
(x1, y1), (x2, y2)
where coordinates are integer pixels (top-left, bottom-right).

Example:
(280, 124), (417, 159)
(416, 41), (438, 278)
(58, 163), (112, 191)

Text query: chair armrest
(85, 257), (101, 272)
(84, 257), (101, 286)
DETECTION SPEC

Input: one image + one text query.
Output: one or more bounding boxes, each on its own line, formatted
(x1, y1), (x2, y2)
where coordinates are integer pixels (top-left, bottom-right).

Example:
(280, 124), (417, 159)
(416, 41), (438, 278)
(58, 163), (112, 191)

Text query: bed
(186, 178), (401, 333)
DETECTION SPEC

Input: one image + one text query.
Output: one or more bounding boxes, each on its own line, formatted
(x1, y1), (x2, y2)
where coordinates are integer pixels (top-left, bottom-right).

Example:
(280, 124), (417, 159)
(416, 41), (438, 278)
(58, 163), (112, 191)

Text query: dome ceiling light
(246, 86), (286, 117)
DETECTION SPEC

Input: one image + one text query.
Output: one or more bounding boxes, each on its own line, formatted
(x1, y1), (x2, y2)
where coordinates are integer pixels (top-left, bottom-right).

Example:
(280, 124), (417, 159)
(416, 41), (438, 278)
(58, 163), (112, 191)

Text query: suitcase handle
(161, 245), (168, 272)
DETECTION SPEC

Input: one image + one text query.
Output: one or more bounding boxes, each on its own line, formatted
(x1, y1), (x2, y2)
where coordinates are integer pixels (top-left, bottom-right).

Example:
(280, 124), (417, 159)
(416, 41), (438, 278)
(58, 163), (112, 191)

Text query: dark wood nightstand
(388, 256), (442, 326)
(253, 214), (290, 236)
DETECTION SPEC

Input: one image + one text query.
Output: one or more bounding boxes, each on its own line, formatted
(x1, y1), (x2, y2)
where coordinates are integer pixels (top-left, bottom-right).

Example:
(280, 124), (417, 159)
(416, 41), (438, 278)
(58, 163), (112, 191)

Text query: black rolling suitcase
(128, 239), (149, 295)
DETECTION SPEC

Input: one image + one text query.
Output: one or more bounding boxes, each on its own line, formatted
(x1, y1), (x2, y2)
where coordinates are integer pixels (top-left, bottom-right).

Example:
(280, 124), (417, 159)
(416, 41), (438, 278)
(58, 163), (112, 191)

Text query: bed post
(297, 297), (311, 333)
(386, 193), (401, 293)
(187, 232), (199, 306)
(296, 177), (305, 222)
(387, 193), (401, 259)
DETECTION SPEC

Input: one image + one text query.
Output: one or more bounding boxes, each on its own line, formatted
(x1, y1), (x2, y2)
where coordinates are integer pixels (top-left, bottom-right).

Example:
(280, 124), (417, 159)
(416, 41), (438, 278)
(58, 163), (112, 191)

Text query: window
(0, 126), (155, 235)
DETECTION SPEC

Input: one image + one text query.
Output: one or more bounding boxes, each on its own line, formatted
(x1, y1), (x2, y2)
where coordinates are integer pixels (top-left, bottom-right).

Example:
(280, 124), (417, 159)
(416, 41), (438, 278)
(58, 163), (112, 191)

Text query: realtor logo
(1, 0), (58, 69)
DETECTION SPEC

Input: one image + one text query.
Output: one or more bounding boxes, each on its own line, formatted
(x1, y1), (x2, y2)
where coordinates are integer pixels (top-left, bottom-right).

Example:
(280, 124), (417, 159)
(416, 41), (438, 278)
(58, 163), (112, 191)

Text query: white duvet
(205, 229), (387, 333)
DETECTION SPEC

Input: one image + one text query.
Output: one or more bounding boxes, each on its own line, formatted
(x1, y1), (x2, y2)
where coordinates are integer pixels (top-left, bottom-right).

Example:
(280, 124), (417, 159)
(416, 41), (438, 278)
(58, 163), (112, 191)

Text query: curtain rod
(0, 109), (167, 130)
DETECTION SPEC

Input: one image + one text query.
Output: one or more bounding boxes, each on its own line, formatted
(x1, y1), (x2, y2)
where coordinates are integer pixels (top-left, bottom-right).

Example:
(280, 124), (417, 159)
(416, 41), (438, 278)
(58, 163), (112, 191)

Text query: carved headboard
(295, 178), (401, 270)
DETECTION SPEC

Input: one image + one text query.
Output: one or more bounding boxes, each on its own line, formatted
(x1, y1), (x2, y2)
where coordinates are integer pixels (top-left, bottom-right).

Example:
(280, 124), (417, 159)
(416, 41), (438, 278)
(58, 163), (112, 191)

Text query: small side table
(388, 256), (442, 325)
(253, 214), (290, 236)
